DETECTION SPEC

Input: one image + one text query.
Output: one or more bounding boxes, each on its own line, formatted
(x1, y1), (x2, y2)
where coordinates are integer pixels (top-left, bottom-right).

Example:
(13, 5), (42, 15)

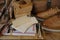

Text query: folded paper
(12, 16), (38, 33)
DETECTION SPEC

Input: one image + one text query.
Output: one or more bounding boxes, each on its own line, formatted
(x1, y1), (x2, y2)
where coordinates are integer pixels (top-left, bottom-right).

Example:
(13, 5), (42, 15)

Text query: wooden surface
(33, 0), (47, 13)
(51, 0), (60, 8)
(44, 30), (60, 40)
(0, 30), (60, 40)
(43, 15), (60, 30)
(0, 34), (43, 40)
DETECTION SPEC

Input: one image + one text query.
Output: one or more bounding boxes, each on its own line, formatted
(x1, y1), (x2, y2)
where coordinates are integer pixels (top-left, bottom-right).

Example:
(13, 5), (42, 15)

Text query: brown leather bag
(43, 15), (60, 30)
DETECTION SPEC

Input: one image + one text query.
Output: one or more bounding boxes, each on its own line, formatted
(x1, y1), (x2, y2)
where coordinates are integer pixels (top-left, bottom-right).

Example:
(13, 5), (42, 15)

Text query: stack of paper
(3, 16), (38, 36)
(3, 24), (36, 36)
(12, 16), (38, 33)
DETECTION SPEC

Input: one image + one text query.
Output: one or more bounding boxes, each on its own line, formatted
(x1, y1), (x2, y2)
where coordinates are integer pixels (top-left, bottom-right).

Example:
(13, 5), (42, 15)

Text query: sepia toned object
(51, 0), (60, 8)
(0, 0), (5, 12)
(33, 0), (47, 13)
(0, 0), (4, 4)
(24, 0), (31, 4)
(12, 0), (32, 18)
(37, 7), (60, 19)
(43, 15), (60, 30)
(0, 0), (13, 36)
(0, 4), (4, 12)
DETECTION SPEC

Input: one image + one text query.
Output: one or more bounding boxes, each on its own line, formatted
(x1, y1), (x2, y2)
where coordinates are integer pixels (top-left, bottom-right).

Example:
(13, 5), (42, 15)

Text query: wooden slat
(43, 30), (60, 40)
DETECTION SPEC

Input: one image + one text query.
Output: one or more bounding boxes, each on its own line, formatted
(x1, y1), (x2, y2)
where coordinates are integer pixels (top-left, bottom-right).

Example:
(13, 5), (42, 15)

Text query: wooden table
(0, 34), (43, 40)
(0, 30), (60, 40)
(43, 30), (60, 40)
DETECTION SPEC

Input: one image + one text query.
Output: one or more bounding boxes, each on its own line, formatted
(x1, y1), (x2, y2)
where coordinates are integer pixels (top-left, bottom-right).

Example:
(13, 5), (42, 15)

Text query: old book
(12, 16), (38, 33)
(43, 15), (60, 30)
(37, 7), (60, 19)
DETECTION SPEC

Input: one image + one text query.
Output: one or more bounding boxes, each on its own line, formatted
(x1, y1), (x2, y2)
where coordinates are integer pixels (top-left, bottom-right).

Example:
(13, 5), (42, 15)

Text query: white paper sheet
(12, 16), (38, 33)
